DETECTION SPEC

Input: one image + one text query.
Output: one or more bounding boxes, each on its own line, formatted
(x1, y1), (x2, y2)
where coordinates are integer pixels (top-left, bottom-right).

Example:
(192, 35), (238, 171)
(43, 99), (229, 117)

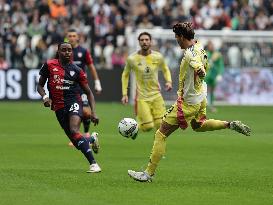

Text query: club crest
(70, 71), (75, 76)
(77, 52), (83, 58)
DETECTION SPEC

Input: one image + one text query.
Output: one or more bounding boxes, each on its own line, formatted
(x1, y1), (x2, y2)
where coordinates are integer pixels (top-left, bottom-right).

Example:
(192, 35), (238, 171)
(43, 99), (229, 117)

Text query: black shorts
(55, 102), (83, 139)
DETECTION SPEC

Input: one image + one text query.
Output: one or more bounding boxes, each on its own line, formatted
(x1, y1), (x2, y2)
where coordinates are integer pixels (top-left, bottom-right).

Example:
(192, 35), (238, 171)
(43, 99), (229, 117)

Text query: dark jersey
(72, 46), (93, 71)
(39, 59), (88, 111)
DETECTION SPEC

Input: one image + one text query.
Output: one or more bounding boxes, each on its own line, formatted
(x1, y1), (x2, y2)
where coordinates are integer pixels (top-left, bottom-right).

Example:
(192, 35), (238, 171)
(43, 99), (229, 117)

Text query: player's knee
(191, 119), (202, 132)
(140, 122), (154, 132)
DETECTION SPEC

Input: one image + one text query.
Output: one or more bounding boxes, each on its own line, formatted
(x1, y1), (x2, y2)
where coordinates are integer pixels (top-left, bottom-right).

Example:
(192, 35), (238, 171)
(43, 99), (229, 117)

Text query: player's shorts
(136, 95), (166, 126)
(55, 102), (83, 138)
(163, 97), (207, 130)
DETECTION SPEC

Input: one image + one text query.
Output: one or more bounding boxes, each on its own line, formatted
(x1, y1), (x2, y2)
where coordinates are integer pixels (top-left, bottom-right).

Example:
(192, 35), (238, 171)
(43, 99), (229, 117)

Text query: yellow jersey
(122, 50), (172, 100)
(178, 41), (209, 104)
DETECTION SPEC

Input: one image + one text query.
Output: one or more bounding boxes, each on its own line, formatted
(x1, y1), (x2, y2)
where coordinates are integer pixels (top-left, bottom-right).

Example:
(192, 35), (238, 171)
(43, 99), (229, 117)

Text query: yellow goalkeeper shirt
(122, 50), (172, 100)
(178, 41), (209, 104)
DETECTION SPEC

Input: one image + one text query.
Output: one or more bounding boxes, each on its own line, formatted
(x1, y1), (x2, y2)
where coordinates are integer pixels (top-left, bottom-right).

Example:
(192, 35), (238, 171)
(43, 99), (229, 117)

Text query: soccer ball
(118, 118), (138, 139)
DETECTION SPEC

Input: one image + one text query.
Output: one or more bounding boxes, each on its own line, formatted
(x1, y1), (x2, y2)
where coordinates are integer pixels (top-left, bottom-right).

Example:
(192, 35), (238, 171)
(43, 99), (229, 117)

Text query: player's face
(139, 35), (151, 51)
(175, 34), (185, 49)
(67, 32), (78, 46)
(58, 43), (72, 62)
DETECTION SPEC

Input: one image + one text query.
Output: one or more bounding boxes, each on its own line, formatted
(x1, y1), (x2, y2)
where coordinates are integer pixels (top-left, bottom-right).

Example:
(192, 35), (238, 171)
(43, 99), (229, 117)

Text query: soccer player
(121, 32), (172, 132)
(205, 40), (224, 112)
(66, 28), (102, 142)
(128, 22), (251, 182)
(37, 42), (101, 173)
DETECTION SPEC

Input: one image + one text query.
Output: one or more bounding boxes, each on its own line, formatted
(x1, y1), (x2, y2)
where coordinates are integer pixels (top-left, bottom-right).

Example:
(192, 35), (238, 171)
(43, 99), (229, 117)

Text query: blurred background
(0, 0), (272, 104)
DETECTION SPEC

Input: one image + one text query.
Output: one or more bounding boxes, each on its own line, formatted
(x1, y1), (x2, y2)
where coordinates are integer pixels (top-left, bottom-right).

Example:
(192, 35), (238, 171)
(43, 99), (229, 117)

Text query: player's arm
(87, 63), (102, 94)
(79, 70), (99, 125)
(121, 58), (131, 104)
(85, 50), (102, 94)
(160, 55), (172, 91)
(37, 63), (51, 107)
(189, 53), (206, 79)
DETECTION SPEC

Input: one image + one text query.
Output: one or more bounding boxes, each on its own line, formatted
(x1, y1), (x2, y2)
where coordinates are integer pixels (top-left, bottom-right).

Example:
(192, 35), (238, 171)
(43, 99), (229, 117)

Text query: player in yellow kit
(128, 22), (251, 182)
(121, 32), (172, 131)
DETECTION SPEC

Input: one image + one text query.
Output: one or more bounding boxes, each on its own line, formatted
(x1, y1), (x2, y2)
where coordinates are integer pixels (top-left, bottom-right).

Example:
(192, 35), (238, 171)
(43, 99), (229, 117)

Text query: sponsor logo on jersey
(53, 75), (61, 83)
(53, 68), (58, 72)
(56, 85), (70, 90)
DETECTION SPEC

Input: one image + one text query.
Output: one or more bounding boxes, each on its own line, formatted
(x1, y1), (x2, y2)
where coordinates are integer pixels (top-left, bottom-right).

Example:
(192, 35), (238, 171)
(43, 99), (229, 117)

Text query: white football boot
(90, 132), (100, 154)
(128, 170), (152, 182)
(230, 121), (251, 136)
(87, 163), (101, 173)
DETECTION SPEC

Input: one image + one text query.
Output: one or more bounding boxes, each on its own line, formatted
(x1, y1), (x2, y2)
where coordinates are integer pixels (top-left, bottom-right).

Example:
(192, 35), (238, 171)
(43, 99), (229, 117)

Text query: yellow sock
(196, 119), (227, 132)
(145, 130), (167, 176)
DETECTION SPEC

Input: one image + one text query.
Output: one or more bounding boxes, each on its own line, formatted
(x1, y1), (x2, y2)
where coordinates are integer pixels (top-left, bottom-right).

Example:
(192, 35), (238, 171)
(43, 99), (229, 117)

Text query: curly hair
(173, 22), (195, 40)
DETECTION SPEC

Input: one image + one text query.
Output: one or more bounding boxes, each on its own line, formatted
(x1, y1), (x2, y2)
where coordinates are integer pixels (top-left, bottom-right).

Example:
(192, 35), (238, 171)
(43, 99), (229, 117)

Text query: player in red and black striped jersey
(37, 42), (101, 173)
(66, 28), (102, 143)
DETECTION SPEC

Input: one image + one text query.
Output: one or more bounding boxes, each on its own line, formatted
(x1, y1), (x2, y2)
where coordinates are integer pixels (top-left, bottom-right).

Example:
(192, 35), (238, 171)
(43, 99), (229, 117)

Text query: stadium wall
(0, 68), (124, 102)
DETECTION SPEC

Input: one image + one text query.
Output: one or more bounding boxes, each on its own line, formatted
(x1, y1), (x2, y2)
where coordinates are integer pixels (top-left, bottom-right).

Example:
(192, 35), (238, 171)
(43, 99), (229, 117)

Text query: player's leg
(191, 99), (251, 135)
(128, 103), (179, 182)
(69, 114), (101, 173)
(136, 100), (154, 131)
(151, 95), (166, 129)
(191, 98), (227, 131)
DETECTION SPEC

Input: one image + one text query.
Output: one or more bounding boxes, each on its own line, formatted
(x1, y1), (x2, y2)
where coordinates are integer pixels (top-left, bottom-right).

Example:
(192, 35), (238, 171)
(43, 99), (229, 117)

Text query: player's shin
(72, 132), (96, 164)
(145, 130), (167, 176)
(194, 119), (227, 132)
(83, 119), (91, 133)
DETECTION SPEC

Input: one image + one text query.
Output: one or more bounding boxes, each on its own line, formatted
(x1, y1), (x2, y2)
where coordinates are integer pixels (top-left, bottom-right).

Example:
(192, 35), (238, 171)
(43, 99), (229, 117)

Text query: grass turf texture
(0, 102), (272, 205)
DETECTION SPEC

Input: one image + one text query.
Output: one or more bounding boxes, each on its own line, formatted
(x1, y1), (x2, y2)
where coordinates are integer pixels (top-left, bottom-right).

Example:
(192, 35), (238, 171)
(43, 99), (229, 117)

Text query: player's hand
(43, 96), (51, 107)
(121, 95), (128, 105)
(94, 80), (102, 95)
(165, 82), (172, 91)
(90, 113), (99, 126)
(197, 67), (206, 79)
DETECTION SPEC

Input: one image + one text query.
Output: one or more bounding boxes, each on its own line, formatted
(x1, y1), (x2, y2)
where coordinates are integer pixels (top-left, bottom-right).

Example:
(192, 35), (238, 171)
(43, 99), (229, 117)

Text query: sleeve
(189, 53), (203, 71)
(85, 50), (94, 65)
(78, 69), (88, 87)
(39, 63), (49, 78)
(121, 58), (131, 96)
(159, 55), (172, 83)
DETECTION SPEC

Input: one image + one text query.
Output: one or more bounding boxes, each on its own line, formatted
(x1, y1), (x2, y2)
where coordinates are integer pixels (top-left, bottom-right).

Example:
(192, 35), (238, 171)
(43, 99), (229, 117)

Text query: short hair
(67, 28), (78, 33)
(138, 32), (152, 41)
(173, 22), (195, 40)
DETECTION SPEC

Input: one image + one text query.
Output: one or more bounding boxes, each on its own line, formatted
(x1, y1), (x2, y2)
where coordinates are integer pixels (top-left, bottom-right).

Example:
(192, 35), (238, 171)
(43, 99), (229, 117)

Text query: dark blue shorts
(55, 102), (83, 140)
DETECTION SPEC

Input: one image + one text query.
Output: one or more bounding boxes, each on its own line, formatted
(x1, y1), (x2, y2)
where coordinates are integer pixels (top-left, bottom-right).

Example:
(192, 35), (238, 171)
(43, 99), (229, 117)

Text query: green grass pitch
(0, 102), (272, 205)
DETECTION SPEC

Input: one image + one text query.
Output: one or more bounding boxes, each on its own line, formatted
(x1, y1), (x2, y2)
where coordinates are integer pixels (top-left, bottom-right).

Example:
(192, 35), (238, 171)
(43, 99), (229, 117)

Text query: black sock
(83, 119), (91, 133)
(77, 137), (96, 164)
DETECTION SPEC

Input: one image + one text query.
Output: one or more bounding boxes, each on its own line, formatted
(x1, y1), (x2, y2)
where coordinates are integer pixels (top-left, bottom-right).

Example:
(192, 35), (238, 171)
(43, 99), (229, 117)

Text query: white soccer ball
(118, 118), (138, 139)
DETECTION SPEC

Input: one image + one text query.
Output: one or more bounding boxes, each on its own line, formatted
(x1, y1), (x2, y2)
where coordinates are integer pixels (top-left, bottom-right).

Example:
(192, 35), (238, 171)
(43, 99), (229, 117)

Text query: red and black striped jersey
(72, 46), (93, 71)
(39, 59), (88, 111)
